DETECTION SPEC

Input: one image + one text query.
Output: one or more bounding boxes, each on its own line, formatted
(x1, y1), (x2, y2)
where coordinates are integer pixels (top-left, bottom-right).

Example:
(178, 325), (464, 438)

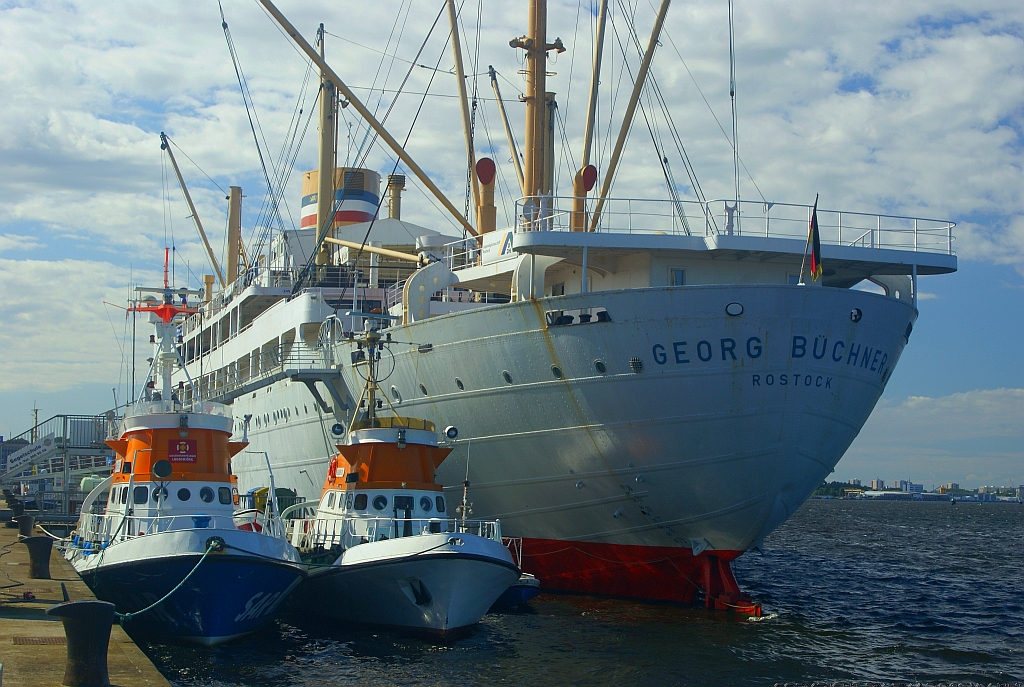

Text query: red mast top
(130, 248), (199, 323)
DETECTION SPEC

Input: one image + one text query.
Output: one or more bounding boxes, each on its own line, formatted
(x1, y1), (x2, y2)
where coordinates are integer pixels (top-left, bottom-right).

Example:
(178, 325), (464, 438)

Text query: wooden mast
(259, 0), (477, 236)
(589, 0), (671, 231)
(315, 24), (337, 266)
(446, 0), (480, 230)
(488, 66), (525, 194)
(571, 0), (608, 231)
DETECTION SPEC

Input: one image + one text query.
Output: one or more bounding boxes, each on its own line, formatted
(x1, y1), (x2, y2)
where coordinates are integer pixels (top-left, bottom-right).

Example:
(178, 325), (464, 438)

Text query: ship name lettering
(752, 374), (831, 388)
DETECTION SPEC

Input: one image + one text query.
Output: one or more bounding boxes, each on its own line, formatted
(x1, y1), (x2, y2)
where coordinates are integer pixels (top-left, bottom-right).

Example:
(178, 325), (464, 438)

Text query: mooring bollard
(21, 535), (52, 579)
(16, 514), (35, 538)
(10, 500), (25, 518)
(45, 600), (115, 687)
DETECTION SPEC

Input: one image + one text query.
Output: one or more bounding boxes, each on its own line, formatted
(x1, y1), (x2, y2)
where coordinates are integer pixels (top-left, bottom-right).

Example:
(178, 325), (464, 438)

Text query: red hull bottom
(520, 537), (761, 615)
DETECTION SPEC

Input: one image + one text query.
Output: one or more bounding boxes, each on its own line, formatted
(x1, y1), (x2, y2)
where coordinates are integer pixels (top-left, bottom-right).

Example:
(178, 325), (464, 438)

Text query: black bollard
(16, 514), (35, 538)
(45, 600), (115, 687)
(21, 535), (52, 579)
(11, 500), (25, 518)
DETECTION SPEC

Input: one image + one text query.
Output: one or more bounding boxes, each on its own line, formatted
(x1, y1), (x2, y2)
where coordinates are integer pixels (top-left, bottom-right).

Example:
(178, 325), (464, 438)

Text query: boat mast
(589, 0), (671, 231)
(728, 0), (741, 225)
(446, 0), (480, 231)
(259, 0), (477, 236)
(315, 24), (338, 266)
(572, 0), (608, 231)
(160, 133), (226, 288)
(488, 66), (525, 194)
(511, 0), (563, 206)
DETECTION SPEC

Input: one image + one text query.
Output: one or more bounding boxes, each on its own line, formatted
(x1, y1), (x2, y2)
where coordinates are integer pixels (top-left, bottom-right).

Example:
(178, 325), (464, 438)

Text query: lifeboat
(63, 252), (304, 646)
(285, 326), (520, 634)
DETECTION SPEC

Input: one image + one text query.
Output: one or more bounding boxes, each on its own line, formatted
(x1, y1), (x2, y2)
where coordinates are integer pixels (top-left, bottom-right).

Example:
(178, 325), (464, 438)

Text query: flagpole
(797, 193), (818, 285)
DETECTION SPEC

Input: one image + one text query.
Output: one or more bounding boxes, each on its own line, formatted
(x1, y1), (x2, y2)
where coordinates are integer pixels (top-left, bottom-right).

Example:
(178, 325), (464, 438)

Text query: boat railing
(286, 515), (502, 551)
(510, 197), (955, 255)
(70, 511), (265, 551)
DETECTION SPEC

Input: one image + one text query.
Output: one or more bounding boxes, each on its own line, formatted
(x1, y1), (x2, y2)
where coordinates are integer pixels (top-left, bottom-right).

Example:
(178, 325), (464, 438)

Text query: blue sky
(1, 1), (1022, 488)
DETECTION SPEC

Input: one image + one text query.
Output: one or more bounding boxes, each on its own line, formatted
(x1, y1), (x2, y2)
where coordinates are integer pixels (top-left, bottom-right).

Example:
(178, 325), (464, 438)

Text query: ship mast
(315, 24), (338, 266)
(511, 0), (563, 208)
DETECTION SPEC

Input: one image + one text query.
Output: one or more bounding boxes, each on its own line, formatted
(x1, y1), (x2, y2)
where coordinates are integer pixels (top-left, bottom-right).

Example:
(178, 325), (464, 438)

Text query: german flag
(808, 195), (822, 281)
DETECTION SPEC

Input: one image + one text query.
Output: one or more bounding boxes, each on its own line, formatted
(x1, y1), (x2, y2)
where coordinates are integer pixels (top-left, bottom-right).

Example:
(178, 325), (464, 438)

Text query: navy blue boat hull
(81, 554), (303, 645)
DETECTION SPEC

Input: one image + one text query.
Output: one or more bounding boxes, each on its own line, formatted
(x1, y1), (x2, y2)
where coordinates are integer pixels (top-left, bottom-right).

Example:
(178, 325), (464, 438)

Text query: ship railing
(183, 342), (332, 406)
(384, 275), (507, 312)
(286, 515), (502, 551)
(511, 196), (955, 255)
(71, 511), (274, 550)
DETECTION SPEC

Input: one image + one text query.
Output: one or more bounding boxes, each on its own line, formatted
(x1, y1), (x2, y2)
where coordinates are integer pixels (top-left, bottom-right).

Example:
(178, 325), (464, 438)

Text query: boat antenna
(458, 440), (472, 529)
(728, 0), (740, 216)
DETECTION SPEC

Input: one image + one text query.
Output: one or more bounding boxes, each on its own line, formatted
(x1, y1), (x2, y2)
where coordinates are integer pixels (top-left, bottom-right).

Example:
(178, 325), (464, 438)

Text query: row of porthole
(397, 359), (611, 400)
(249, 404), (312, 431)
(110, 484), (232, 506)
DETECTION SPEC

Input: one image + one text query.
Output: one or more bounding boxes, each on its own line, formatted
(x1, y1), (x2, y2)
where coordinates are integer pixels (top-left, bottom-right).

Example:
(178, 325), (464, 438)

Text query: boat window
(177, 488), (191, 502)
(372, 495), (388, 511)
(346, 494), (354, 510)
(122, 462), (132, 474)
(394, 495), (414, 511)
(326, 492), (335, 509)
(420, 496), (433, 512)
(436, 496), (446, 513)
(133, 486), (148, 505)
(354, 493), (367, 510)
(670, 268), (686, 286)
(199, 487), (214, 503)
(218, 487), (232, 505)
(120, 487), (128, 504)
(152, 486), (168, 503)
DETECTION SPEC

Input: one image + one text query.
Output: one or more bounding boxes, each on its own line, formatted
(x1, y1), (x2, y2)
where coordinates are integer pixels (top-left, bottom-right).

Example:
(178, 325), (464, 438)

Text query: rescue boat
(284, 324), (520, 634)
(63, 252), (305, 646)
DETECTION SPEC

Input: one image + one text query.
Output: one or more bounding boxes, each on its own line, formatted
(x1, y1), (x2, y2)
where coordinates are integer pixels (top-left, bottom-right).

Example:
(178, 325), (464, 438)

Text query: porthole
(200, 487), (214, 503)
(502, 370), (513, 385)
(420, 496), (433, 512)
(372, 495), (388, 511)
(391, 386), (402, 403)
(436, 495), (446, 513)
(551, 365), (563, 379)
(629, 357), (643, 373)
(354, 493), (368, 510)
(177, 488), (191, 502)
(725, 302), (744, 316)
(594, 360), (607, 374)
(850, 308), (863, 323)
(455, 378), (464, 391)
(152, 486), (168, 503)
(419, 383), (429, 396)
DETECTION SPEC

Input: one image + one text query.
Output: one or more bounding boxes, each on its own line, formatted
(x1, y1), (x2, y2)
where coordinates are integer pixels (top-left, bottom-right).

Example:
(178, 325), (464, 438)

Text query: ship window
(394, 495), (414, 511)
(218, 487), (232, 505)
(391, 386), (402, 403)
(502, 370), (513, 385)
(669, 268), (686, 286)
(200, 487), (215, 503)
(419, 383), (428, 396)
(346, 494), (354, 510)
(788, 273), (800, 285)
(354, 493), (368, 510)
(436, 496), (446, 513)
(420, 496), (433, 512)
(372, 495), (388, 511)
(455, 378), (464, 390)
(177, 488), (191, 502)
(133, 486), (148, 505)
(595, 360), (607, 374)
(122, 462), (132, 474)
(326, 492), (335, 509)
(152, 486), (168, 503)
(551, 282), (565, 296)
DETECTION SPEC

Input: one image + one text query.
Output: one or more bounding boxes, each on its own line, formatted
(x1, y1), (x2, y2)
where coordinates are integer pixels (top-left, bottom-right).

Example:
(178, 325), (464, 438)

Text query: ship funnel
(387, 174), (406, 220)
(301, 167), (382, 231)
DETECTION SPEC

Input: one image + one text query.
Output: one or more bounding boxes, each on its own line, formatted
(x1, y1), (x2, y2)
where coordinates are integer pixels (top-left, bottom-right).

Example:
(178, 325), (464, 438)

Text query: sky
(0, 1), (1022, 488)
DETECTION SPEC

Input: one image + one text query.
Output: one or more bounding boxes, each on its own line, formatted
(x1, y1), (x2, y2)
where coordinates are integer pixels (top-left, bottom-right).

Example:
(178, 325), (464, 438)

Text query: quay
(0, 518), (169, 687)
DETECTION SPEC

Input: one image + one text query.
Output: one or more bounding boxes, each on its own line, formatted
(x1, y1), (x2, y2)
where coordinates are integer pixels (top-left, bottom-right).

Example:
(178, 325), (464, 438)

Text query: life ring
(327, 456), (337, 482)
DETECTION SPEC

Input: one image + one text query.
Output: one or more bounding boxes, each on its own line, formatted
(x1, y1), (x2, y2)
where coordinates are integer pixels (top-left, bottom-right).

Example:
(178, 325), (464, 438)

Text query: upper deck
(444, 197), (955, 295)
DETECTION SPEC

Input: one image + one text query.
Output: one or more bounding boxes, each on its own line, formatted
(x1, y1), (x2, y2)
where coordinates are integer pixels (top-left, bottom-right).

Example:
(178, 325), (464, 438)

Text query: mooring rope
(114, 538), (222, 625)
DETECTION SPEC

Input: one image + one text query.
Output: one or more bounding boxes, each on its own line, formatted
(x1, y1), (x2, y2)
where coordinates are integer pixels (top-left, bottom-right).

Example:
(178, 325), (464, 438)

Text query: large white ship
(173, 0), (956, 606)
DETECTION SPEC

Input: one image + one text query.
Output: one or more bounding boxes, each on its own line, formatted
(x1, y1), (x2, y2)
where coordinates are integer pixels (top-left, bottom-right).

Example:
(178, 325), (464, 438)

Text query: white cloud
(0, 234), (44, 253)
(838, 388), (1024, 488)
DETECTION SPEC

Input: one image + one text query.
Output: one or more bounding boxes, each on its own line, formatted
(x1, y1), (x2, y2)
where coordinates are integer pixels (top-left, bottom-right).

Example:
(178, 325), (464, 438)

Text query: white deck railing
(511, 197), (955, 255)
(286, 516), (502, 551)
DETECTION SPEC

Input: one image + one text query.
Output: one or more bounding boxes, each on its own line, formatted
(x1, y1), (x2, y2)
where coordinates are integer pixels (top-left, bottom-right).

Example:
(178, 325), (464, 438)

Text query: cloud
(0, 234), (44, 253)
(838, 388), (1024, 488)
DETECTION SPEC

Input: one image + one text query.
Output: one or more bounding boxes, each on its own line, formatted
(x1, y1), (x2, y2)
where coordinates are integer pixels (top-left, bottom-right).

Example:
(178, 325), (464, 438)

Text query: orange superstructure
(107, 427), (245, 486)
(323, 418), (449, 494)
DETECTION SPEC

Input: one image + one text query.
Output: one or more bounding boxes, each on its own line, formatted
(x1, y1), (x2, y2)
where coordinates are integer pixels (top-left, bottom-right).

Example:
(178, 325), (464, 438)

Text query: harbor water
(140, 500), (1023, 685)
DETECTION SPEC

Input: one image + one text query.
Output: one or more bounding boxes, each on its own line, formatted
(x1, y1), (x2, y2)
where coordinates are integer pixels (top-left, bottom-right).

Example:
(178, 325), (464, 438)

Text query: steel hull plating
(295, 540), (520, 632)
(70, 531), (304, 645)
(231, 284), (915, 596)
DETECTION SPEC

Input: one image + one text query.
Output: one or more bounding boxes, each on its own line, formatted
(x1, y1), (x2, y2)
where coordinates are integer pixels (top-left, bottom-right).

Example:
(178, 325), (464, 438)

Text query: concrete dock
(0, 521), (170, 686)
